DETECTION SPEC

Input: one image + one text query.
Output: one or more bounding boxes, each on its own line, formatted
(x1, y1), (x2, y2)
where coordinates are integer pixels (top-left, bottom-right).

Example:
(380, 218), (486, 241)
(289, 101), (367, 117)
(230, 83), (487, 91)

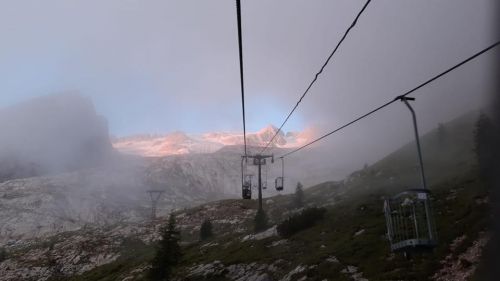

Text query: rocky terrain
(0, 95), (301, 246)
(0, 110), (493, 280)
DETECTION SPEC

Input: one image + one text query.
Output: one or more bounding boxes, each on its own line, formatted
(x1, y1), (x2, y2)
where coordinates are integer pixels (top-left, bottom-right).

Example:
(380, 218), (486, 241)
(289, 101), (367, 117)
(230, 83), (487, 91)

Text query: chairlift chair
(241, 156), (252, 199)
(242, 174), (252, 199)
(242, 184), (252, 199)
(275, 157), (284, 191)
(275, 177), (283, 191)
(383, 97), (438, 255)
(384, 189), (437, 253)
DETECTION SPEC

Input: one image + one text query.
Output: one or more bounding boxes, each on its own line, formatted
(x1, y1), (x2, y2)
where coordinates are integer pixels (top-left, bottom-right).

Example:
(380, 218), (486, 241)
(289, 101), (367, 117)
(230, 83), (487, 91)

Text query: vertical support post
(241, 156), (245, 188)
(399, 96), (435, 241)
(412, 204), (419, 239)
(257, 156), (263, 211)
(400, 97), (427, 190)
(281, 157), (284, 182)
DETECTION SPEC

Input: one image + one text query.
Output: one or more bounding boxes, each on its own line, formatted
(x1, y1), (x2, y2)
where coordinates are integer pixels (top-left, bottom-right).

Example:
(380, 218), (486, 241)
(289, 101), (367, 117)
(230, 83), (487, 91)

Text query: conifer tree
(149, 213), (182, 281)
(199, 219), (213, 241)
(293, 182), (304, 208)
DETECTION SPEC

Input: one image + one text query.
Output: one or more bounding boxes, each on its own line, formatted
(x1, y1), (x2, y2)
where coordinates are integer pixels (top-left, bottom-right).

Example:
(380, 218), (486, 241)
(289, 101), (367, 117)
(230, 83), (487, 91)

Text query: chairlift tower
(242, 154), (274, 211)
(147, 189), (164, 220)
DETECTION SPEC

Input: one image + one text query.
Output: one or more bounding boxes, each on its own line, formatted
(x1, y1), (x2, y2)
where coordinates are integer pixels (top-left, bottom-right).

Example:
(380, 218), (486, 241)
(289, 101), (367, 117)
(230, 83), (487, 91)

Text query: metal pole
(400, 97), (435, 241)
(401, 98), (428, 190)
(241, 156), (244, 188)
(257, 156), (263, 211)
(281, 157), (284, 180)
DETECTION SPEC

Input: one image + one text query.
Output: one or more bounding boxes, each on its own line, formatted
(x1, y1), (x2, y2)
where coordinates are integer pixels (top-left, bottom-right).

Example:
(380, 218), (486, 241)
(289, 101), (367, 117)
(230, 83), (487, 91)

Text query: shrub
(199, 219), (213, 241)
(0, 247), (6, 263)
(277, 207), (327, 238)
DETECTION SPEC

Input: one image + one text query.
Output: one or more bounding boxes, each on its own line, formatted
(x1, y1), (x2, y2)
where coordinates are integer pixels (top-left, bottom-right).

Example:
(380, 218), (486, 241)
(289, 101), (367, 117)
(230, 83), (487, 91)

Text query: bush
(254, 209), (268, 233)
(199, 219), (213, 241)
(0, 247), (6, 263)
(277, 207), (327, 238)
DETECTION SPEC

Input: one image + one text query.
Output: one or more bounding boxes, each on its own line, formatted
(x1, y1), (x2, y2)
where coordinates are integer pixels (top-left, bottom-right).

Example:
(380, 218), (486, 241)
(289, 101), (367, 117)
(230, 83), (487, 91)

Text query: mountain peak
(259, 124), (279, 133)
(113, 125), (311, 157)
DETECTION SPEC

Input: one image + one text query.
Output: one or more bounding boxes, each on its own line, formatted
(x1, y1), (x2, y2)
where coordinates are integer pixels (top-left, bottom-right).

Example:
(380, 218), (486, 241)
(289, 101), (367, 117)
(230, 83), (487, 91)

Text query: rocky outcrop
(0, 222), (157, 281)
(0, 93), (114, 182)
(431, 232), (491, 281)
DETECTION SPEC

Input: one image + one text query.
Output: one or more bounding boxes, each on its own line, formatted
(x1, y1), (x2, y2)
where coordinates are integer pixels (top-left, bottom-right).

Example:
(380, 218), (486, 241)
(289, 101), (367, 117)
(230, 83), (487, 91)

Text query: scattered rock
(267, 239), (288, 248)
(432, 232), (491, 281)
(326, 256), (339, 263)
(279, 264), (306, 281)
(242, 226), (277, 242)
(354, 229), (365, 237)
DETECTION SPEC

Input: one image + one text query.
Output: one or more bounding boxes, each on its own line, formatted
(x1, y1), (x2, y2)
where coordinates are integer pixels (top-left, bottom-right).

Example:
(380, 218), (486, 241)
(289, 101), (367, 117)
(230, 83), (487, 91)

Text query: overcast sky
(0, 0), (497, 145)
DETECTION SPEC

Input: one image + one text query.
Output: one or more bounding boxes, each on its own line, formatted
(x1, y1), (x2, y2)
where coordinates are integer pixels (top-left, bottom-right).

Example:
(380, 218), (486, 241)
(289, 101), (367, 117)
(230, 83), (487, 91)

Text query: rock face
(0, 162), (145, 243)
(0, 93), (114, 182)
(0, 139), (338, 246)
(0, 222), (156, 281)
(0, 200), (260, 281)
(0, 153), (247, 244)
(431, 232), (491, 281)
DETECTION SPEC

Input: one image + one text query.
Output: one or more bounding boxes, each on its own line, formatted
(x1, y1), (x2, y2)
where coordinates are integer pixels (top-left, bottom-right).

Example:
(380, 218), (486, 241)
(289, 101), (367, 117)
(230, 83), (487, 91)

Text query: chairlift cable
(236, 0), (247, 156)
(261, 0), (373, 154)
(279, 40), (500, 158)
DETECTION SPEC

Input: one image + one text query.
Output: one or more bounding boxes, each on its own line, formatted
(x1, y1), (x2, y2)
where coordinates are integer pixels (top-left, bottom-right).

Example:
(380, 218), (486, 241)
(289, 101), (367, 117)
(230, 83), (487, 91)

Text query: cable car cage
(242, 174), (253, 199)
(383, 188), (437, 252)
(241, 157), (252, 199)
(275, 157), (284, 191)
(382, 96), (438, 254)
(275, 177), (283, 191)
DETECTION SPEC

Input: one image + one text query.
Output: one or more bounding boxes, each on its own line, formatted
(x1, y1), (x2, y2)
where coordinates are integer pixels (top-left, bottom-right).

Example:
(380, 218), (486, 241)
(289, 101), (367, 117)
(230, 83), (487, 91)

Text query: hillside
(0, 110), (492, 281)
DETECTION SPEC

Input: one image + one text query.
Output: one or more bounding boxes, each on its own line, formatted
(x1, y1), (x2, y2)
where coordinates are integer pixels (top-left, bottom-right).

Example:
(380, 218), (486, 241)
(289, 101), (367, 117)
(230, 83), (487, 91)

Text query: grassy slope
(72, 110), (491, 280)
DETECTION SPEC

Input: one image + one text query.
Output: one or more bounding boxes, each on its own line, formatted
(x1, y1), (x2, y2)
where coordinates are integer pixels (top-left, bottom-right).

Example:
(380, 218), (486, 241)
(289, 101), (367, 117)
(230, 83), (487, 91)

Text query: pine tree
(199, 219), (213, 241)
(149, 213), (182, 281)
(293, 182), (304, 208)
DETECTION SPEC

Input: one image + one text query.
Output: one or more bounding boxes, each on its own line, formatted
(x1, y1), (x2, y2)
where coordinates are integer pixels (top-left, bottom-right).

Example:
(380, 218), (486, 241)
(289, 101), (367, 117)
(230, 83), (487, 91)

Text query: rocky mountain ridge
(112, 125), (313, 157)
